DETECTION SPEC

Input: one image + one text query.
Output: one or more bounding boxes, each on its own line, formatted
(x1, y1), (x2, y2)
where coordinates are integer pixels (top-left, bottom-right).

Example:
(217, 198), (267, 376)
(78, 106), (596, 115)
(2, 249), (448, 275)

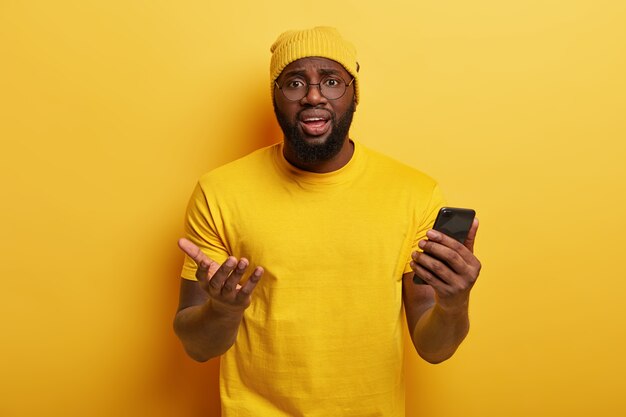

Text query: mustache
(297, 108), (335, 121)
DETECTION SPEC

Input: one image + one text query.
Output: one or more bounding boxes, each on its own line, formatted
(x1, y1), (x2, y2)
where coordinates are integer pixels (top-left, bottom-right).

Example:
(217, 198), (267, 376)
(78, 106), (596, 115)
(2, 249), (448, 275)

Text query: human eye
(322, 77), (342, 88)
(285, 79), (306, 90)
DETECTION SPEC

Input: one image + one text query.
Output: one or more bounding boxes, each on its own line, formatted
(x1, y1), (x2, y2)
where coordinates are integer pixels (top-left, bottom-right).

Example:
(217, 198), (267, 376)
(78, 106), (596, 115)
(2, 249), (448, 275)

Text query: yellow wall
(1, 1), (625, 416)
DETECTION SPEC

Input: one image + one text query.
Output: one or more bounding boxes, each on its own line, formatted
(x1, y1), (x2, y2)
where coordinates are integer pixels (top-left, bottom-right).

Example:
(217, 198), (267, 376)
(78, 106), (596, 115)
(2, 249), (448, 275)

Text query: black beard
(274, 101), (356, 164)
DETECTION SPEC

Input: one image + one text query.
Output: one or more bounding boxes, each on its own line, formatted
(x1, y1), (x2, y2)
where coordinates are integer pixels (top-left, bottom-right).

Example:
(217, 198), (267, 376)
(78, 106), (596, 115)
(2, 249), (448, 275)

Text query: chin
(275, 101), (355, 165)
(300, 132), (332, 145)
(287, 135), (345, 164)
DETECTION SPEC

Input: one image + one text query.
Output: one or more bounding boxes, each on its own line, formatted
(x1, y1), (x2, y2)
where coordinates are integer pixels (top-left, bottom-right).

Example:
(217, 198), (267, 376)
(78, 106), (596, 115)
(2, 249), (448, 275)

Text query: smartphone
(413, 207), (475, 285)
(432, 207), (476, 243)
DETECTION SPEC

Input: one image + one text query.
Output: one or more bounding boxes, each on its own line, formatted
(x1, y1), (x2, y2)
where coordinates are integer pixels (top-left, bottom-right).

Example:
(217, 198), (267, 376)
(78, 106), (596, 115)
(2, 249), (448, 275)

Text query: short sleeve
(403, 183), (447, 274)
(180, 181), (230, 281)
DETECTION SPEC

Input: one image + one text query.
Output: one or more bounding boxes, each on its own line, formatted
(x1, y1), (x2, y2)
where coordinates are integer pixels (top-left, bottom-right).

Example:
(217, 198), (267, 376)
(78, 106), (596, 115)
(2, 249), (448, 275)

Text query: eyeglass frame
(274, 76), (355, 101)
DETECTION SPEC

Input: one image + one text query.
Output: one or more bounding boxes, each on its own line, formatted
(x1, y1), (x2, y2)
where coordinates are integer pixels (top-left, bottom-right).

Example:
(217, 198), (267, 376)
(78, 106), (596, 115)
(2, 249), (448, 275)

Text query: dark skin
(404, 221), (481, 363)
(173, 57), (482, 364)
(276, 57), (356, 173)
(173, 240), (263, 362)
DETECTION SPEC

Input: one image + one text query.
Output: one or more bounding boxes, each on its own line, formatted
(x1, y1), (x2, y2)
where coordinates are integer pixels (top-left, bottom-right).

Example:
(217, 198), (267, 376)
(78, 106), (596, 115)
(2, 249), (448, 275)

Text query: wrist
(434, 299), (469, 320)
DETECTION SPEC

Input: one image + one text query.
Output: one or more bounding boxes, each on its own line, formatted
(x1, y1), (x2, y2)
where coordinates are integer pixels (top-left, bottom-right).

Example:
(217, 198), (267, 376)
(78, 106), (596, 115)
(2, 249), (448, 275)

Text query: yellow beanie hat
(270, 26), (360, 103)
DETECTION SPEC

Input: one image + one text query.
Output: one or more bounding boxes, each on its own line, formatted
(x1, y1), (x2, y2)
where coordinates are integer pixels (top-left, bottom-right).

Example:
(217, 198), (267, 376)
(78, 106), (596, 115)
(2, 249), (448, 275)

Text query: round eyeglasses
(275, 76), (355, 101)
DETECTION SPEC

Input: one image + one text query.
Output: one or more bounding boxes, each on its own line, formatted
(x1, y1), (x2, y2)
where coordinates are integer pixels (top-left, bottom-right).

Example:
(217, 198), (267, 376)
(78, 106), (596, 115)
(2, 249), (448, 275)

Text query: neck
(283, 138), (355, 173)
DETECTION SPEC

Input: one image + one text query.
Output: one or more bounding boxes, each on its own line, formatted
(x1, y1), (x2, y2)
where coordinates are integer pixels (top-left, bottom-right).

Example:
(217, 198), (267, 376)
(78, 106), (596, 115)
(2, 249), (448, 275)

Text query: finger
(409, 254), (430, 285)
(221, 258), (249, 295)
(412, 250), (457, 286)
(178, 238), (217, 283)
(235, 267), (264, 302)
(426, 229), (475, 265)
(410, 259), (447, 291)
(207, 256), (238, 295)
(463, 218), (479, 253)
(418, 239), (468, 275)
(178, 238), (212, 266)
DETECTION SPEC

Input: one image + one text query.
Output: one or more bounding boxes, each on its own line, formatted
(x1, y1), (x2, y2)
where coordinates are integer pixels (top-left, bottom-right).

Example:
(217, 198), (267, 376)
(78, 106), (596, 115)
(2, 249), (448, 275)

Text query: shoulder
(197, 143), (280, 190)
(359, 143), (439, 192)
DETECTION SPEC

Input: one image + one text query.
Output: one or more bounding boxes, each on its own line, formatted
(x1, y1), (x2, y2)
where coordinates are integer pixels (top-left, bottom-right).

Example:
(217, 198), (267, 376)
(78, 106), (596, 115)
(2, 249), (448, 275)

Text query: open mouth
(299, 112), (331, 137)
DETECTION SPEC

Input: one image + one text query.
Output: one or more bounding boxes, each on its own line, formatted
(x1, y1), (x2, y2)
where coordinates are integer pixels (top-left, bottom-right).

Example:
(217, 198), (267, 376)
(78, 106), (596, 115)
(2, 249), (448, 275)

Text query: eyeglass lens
(279, 77), (352, 101)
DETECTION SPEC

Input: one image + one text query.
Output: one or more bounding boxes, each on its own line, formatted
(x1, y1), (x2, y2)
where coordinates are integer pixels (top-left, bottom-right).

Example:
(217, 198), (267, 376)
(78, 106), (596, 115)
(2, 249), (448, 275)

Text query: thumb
(463, 218), (479, 253)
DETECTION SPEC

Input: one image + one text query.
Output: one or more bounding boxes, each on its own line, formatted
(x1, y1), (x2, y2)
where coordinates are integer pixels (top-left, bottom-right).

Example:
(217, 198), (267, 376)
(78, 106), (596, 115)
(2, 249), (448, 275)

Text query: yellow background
(1, 1), (625, 416)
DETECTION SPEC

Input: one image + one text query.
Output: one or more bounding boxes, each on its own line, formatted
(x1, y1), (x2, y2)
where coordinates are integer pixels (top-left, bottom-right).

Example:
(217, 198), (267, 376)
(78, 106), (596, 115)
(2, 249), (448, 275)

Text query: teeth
(304, 118), (324, 122)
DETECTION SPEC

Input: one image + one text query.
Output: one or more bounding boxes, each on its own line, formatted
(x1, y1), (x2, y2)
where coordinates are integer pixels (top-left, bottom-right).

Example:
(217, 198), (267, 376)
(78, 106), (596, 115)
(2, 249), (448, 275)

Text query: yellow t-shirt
(181, 141), (445, 417)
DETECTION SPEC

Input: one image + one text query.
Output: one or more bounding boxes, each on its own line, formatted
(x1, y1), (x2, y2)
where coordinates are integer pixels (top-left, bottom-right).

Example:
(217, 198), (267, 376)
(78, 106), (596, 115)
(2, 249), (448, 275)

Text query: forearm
(411, 302), (470, 364)
(173, 301), (243, 362)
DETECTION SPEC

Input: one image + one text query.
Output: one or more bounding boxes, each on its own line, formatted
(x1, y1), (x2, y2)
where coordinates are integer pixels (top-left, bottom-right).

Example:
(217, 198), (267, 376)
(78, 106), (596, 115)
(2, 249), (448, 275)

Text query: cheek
(337, 93), (356, 113)
(275, 101), (298, 119)
(334, 101), (354, 119)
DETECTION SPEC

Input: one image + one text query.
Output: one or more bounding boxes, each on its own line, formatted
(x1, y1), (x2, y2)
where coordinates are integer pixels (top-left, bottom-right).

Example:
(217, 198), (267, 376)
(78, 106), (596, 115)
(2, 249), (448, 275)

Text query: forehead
(279, 57), (350, 79)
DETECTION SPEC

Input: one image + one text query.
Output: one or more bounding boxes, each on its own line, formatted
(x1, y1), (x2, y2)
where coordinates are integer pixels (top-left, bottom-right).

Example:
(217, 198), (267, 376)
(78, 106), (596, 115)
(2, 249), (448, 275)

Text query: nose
(301, 83), (327, 106)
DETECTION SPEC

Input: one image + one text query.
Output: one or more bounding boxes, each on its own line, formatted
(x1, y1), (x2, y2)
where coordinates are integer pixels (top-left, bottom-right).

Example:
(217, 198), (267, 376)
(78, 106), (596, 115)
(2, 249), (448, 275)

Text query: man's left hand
(410, 219), (482, 313)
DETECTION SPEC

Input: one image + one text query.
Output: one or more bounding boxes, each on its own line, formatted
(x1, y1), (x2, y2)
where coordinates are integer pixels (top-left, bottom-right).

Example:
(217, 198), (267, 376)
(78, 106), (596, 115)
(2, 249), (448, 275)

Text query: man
(173, 27), (481, 416)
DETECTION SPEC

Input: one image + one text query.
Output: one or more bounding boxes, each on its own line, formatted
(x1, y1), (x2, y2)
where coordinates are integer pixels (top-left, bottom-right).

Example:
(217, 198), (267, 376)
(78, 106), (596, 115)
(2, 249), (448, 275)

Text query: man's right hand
(178, 238), (264, 314)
